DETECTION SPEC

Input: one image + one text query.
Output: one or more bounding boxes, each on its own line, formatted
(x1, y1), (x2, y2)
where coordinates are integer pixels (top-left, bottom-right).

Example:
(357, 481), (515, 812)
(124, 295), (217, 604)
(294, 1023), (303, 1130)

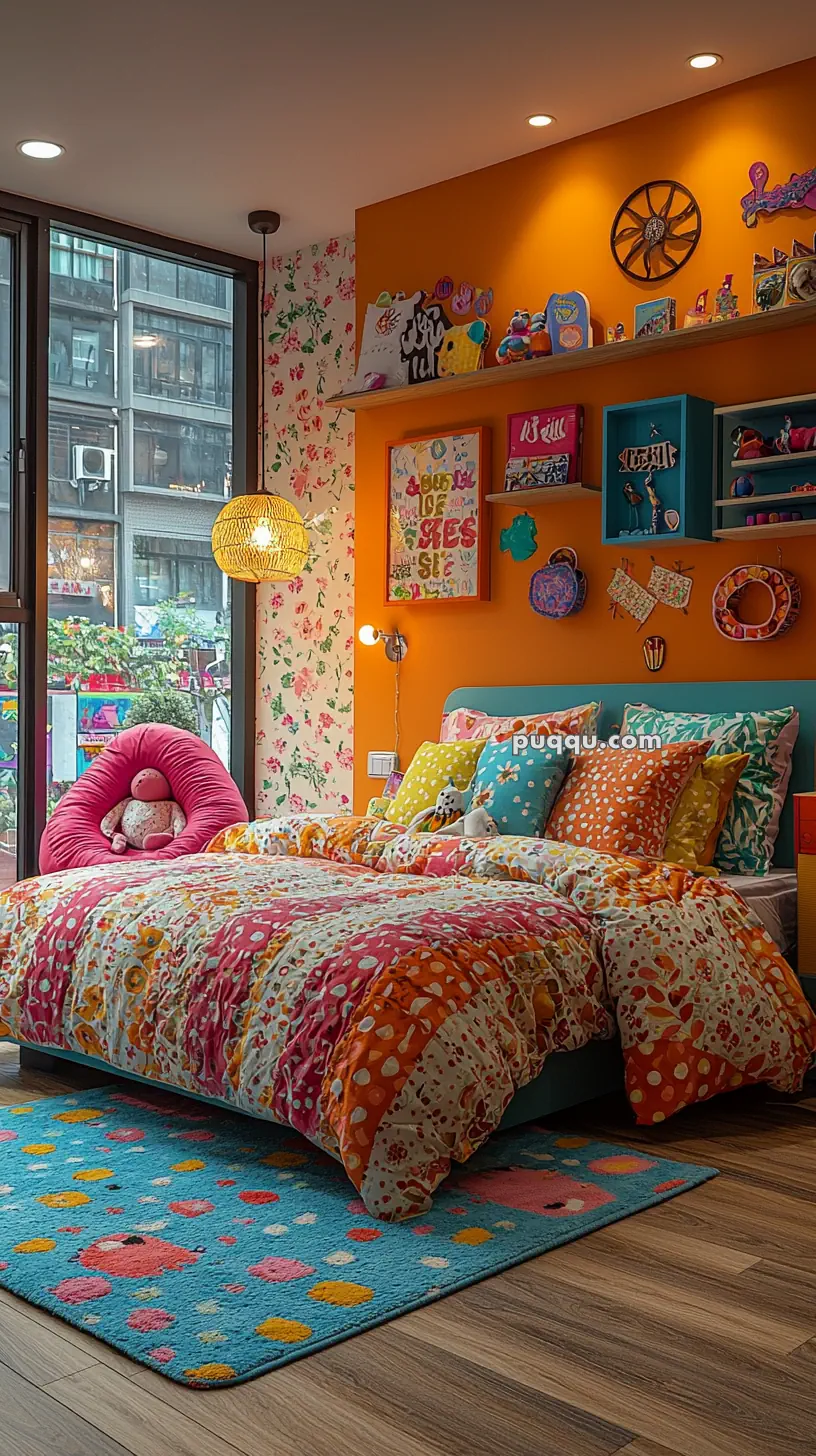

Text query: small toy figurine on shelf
(730, 473), (755, 498)
(731, 425), (775, 460)
(496, 309), (533, 364)
(644, 472), (664, 534)
(606, 322), (627, 343)
(684, 289), (711, 328)
(792, 481), (816, 494)
(775, 415), (816, 454)
(712, 274), (739, 322)
(622, 480), (643, 531)
(528, 311), (552, 357)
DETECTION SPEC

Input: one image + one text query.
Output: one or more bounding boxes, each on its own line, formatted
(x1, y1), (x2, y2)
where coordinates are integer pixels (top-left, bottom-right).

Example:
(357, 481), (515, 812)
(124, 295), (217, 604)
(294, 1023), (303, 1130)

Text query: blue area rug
(0, 1087), (716, 1386)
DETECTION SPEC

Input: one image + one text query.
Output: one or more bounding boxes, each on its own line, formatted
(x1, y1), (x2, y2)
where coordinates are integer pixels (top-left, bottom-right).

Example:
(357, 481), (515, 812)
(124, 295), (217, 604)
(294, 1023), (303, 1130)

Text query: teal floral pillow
(622, 704), (798, 875)
(471, 739), (571, 836)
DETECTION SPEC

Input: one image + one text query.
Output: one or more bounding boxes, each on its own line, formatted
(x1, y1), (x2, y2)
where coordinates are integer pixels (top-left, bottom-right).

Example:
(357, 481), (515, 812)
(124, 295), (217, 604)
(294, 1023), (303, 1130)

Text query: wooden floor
(1, 1044), (815, 1456)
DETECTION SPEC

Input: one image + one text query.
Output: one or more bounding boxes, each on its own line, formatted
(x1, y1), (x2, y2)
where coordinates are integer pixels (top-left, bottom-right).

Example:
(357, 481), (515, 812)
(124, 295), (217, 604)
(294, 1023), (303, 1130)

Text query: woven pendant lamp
(211, 210), (309, 584)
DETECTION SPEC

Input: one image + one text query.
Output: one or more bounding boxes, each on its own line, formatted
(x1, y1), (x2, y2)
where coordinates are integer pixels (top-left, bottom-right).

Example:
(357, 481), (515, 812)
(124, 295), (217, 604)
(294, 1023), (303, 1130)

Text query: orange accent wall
(353, 59), (816, 811)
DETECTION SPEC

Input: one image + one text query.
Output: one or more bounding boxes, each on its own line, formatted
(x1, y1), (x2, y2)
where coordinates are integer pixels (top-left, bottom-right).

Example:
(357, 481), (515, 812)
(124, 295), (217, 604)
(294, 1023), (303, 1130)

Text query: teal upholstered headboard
(443, 681), (816, 869)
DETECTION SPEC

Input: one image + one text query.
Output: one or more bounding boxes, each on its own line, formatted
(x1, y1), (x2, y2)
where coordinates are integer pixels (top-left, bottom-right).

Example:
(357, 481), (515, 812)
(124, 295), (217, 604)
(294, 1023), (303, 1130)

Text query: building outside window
(50, 311), (116, 396)
(132, 310), (231, 408)
(45, 228), (234, 814)
(49, 413), (117, 511)
(133, 535), (224, 611)
(133, 417), (230, 497)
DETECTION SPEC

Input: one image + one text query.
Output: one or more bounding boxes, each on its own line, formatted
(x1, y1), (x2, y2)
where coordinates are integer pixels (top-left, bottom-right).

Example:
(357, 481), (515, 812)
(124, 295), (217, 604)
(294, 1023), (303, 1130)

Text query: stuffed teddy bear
(100, 768), (186, 854)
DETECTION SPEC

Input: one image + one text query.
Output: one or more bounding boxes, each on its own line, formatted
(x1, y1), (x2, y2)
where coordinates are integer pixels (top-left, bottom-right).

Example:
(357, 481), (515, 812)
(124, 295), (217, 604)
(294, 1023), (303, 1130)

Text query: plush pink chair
(39, 724), (248, 874)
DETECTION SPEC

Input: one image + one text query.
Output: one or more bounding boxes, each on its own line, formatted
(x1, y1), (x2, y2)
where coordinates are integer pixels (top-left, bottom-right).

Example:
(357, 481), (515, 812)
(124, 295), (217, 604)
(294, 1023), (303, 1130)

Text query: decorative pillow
(545, 740), (711, 859)
(470, 739), (571, 836)
(663, 752), (749, 871)
(440, 702), (600, 744)
(385, 739), (487, 826)
(622, 705), (799, 874)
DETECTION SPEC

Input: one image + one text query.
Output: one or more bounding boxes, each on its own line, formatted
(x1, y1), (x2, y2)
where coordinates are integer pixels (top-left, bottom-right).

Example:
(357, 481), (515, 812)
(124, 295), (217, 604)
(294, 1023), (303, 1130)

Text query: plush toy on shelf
(496, 310), (533, 364)
(100, 767), (187, 853)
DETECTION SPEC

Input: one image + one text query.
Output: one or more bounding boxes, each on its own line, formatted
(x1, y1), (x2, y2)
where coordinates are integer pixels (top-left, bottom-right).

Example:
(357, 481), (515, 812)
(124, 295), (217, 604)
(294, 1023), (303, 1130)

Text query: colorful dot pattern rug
(0, 1087), (716, 1387)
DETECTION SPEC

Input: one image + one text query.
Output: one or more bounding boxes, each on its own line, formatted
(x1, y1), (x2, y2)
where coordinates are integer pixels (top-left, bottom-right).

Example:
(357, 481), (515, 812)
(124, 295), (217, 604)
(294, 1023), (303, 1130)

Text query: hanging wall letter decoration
(741, 160), (816, 228)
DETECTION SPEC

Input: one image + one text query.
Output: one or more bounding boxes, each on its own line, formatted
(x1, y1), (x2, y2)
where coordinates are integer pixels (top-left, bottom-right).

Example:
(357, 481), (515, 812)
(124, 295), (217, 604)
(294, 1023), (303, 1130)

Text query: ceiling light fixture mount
(687, 53), (722, 70)
(248, 210), (282, 236)
(17, 139), (64, 159)
(527, 114), (556, 128)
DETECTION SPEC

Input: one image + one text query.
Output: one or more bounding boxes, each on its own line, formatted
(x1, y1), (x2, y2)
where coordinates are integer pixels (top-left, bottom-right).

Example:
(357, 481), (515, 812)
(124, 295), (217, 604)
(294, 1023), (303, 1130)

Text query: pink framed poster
(505, 405), (584, 490)
(386, 428), (490, 603)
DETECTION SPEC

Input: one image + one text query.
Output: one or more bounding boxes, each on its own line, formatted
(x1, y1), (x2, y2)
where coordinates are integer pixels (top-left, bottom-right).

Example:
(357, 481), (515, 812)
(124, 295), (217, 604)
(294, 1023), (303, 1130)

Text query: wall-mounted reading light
(358, 624), (407, 662)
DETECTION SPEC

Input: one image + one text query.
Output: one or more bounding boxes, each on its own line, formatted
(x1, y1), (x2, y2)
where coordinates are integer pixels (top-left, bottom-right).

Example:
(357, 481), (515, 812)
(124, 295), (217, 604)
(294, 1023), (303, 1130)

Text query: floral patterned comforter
(0, 815), (813, 1219)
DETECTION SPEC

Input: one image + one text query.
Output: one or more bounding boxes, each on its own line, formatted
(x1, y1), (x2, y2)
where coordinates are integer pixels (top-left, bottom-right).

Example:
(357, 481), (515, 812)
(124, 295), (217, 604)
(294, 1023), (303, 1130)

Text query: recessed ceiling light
(527, 113), (556, 128)
(687, 53), (722, 70)
(17, 139), (65, 159)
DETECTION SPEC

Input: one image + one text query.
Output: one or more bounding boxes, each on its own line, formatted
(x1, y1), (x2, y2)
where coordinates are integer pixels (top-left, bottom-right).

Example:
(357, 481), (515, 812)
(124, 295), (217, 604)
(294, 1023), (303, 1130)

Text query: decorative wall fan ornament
(611, 180), (702, 282)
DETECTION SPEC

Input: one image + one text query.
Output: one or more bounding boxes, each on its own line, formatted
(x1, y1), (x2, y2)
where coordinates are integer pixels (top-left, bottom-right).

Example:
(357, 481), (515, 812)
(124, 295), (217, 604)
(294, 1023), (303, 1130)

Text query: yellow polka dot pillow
(663, 752), (749, 872)
(385, 740), (488, 826)
(545, 740), (712, 859)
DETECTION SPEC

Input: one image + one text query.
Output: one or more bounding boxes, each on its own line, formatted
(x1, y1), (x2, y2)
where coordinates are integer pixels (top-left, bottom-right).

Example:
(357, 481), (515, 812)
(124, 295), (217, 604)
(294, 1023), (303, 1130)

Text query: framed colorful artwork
(386, 428), (490, 603)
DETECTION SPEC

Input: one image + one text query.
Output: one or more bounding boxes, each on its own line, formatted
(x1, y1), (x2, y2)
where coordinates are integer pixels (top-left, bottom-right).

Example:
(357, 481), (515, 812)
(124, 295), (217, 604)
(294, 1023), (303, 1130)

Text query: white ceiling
(1, 0), (813, 262)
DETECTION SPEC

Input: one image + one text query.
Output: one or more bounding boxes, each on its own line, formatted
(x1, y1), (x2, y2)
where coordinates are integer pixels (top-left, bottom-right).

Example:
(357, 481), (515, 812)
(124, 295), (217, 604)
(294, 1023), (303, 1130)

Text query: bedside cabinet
(794, 792), (816, 1009)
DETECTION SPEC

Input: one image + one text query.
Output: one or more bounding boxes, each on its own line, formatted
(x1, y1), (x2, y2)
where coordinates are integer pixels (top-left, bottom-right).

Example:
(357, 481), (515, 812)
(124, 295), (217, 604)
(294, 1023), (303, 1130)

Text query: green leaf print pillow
(621, 704), (798, 875)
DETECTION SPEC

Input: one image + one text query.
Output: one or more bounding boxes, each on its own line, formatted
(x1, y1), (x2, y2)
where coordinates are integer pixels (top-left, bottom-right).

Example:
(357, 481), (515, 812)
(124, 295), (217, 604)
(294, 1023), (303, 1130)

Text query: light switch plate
(367, 751), (399, 778)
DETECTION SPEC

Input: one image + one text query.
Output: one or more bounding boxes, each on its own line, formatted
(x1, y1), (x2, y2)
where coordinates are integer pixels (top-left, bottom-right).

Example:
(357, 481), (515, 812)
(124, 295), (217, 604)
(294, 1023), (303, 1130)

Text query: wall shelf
(716, 490), (816, 507)
(328, 302), (816, 412)
(485, 483), (599, 505)
(730, 449), (816, 471)
(714, 520), (816, 540)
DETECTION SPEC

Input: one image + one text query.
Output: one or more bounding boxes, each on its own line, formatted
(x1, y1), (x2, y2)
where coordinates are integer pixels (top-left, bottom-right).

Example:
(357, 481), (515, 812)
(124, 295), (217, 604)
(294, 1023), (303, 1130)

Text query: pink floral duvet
(0, 814), (813, 1219)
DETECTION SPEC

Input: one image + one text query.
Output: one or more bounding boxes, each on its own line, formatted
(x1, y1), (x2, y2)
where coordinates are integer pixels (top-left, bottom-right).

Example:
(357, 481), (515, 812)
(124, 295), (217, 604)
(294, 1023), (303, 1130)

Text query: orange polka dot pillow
(545, 740), (712, 859)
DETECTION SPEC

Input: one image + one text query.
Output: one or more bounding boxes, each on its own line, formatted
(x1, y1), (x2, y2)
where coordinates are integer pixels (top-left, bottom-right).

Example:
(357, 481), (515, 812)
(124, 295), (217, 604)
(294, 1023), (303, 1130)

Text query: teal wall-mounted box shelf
(602, 393), (714, 546)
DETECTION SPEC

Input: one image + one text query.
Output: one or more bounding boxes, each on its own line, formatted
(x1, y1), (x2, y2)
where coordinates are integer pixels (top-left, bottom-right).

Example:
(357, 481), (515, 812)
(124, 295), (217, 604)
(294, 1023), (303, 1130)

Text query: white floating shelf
(729, 449), (816, 471)
(714, 520), (816, 540)
(716, 490), (816, 507)
(485, 483), (600, 505)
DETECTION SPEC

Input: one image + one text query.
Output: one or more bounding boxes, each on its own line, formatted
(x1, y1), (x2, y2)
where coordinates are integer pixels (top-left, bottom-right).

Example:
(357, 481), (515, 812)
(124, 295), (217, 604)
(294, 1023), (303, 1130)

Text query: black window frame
(0, 190), (258, 877)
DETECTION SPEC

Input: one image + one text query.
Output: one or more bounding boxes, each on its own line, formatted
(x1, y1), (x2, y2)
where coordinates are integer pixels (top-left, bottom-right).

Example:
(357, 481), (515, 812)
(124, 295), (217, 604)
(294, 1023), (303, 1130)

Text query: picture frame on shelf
(386, 428), (490, 603)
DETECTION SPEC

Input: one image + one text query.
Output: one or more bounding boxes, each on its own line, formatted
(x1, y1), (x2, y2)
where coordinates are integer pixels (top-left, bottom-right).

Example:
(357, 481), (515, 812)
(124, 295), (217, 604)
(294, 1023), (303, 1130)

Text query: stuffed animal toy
(731, 425), (774, 460)
(775, 414), (816, 454)
(496, 310), (532, 364)
(444, 807), (499, 839)
(100, 768), (186, 854)
(406, 781), (468, 834)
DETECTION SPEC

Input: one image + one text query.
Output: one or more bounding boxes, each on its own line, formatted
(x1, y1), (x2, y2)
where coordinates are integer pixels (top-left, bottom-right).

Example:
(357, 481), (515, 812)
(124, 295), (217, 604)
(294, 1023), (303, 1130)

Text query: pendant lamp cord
(260, 228), (268, 496)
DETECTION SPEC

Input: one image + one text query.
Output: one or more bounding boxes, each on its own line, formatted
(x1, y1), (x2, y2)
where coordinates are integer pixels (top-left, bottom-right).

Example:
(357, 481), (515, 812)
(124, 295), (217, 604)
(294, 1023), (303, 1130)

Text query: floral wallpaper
(255, 235), (356, 815)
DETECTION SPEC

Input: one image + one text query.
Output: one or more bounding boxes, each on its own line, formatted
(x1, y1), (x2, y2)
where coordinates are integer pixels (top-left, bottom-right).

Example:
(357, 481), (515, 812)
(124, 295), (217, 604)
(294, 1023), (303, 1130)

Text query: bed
(1, 679), (815, 1220)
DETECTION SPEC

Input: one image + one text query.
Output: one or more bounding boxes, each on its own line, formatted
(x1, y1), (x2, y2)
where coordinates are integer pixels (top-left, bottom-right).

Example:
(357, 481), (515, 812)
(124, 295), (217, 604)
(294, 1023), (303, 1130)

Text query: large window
(50, 311), (116, 396)
(133, 416), (230, 497)
(0, 200), (252, 884)
(126, 255), (229, 309)
(0, 237), (11, 590)
(133, 534), (223, 611)
(132, 310), (231, 407)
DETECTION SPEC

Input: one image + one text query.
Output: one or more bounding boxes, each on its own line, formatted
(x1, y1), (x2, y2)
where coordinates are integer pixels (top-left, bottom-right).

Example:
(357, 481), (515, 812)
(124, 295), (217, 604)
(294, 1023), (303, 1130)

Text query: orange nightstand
(794, 792), (816, 1008)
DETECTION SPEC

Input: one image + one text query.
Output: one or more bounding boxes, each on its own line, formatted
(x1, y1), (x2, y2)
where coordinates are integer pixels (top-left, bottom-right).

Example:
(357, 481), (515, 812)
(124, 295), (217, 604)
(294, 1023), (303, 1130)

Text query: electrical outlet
(367, 751), (398, 778)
